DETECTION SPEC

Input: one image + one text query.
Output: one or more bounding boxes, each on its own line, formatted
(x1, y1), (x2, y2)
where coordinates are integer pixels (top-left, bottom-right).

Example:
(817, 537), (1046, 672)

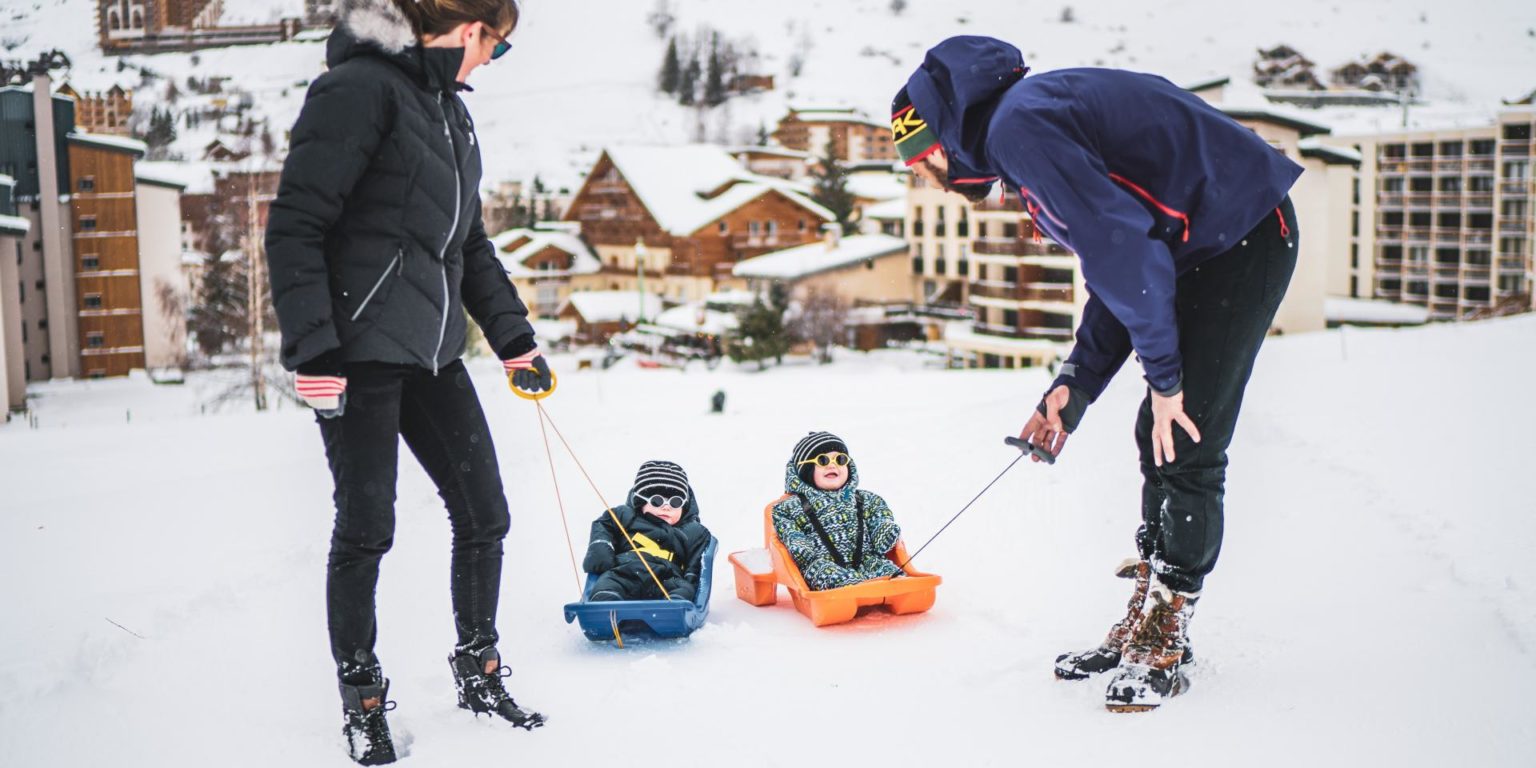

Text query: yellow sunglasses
(797, 452), (850, 467)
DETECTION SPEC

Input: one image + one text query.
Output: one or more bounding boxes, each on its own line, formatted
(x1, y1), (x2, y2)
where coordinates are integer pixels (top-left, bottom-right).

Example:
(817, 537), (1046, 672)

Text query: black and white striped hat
(792, 431), (849, 467)
(630, 460), (690, 506)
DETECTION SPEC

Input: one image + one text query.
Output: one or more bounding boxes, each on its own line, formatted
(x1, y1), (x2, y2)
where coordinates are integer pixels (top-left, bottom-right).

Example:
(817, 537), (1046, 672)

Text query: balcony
(1500, 140), (1531, 157)
(1431, 194), (1462, 207)
(1379, 193), (1404, 207)
(1499, 181), (1530, 197)
(968, 280), (1075, 304)
(1465, 194), (1494, 209)
(1403, 227), (1432, 241)
(1403, 193), (1433, 208)
(1432, 266), (1460, 280)
(1463, 267), (1492, 282)
(1465, 230), (1493, 244)
(1433, 230), (1462, 243)
(972, 238), (1070, 257)
(1499, 221), (1530, 233)
(1499, 256), (1528, 271)
(731, 234), (786, 250)
(1467, 158), (1496, 172)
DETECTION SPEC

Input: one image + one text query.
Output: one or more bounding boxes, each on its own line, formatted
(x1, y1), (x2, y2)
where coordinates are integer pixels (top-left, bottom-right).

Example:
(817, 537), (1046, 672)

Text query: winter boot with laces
(1055, 558), (1192, 679)
(340, 679), (398, 766)
(1104, 581), (1199, 712)
(449, 648), (547, 730)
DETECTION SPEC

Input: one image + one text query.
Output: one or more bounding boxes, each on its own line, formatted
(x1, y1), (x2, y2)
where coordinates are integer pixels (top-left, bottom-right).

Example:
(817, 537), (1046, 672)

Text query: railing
(1466, 159), (1496, 172)
(1499, 221), (1530, 233)
(1403, 193), (1433, 207)
(1021, 326), (1075, 341)
(968, 281), (1022, 302)
(1465, 230), (1493, 244)
(1403, 227), (1432, 241)
(1499, 256), (1527, 271)
(1499, 181), (1530, 196)
(1379, 194), (1404, 207)
(1465, 194), (1494, 209)
(1463, 267), (1492, 282)
(1432, 266), (1460, 280)
(1434, 230), (1461, 243)
(1500, 140), (1531, 157)
(972, 238), (1069, 257)
(1432, 194), (1462, 207)
(731, 234), (785, 249)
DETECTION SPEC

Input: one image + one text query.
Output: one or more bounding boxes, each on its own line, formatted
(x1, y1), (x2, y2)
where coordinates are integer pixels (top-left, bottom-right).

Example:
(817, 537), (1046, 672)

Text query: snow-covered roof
(135, 167), (189, 190)
(67, 132), (149, 157)
(1299, 138), (1363, 166)
(0, 214), (31, 236)
(490, 228), (600, 279)
(653, 304), (740, 336)
(530, 319), (576, 343)
(135, 162), (217, 195)
(561, 290), (665, 324)
(604, 145), (834, 237)
(730, 145), (812, 160)
(863, 197), (906, 221)
(785, 108), (886, 130)
(943, 321), (1063, 354)
(733, 234), (908, 281)
(846, 171), (907, 203)
(1325, 297), (1431, 325)
(703, 289), (759, 307)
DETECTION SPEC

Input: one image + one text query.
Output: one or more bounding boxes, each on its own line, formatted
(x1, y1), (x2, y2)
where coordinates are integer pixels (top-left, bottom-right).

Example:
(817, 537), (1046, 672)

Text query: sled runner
(729, 497), (940, 627)
(563, 537), (718, 642)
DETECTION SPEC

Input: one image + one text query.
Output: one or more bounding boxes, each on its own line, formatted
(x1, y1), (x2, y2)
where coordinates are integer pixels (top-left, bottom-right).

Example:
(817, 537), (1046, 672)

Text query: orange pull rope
(533, 400), (584, 597)
(536, 400), (673, 601)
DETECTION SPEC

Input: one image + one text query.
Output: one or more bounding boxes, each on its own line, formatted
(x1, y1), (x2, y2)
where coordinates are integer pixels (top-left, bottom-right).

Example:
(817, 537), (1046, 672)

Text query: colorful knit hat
(792, 431), (850, 484)
(630, 460), (690, 508)
(890, 86), (940, 166)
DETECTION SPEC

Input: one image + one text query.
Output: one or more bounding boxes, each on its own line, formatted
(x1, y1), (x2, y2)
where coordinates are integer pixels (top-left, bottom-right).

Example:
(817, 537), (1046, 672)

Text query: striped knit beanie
(630, 460), (690, 507)
(890, 86), (940, 167)
(792, 431), (849, 484)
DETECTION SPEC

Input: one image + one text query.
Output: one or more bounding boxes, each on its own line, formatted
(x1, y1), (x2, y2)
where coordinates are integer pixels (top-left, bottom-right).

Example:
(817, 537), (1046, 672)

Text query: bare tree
(793, 286), (849, 364)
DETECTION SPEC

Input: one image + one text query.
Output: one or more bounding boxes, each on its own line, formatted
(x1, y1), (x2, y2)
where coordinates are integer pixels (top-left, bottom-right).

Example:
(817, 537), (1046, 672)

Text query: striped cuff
(502, 347), (540, 374)
(296, 374), (347, 411)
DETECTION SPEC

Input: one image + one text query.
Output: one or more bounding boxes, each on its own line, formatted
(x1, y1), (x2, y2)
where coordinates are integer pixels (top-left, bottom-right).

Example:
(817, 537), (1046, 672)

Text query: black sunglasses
(482, 24), (512, 60)
(643, 494), (687, 510)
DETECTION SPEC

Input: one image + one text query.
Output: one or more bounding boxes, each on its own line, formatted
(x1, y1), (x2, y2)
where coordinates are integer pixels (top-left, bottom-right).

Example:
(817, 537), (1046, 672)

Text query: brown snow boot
(1104, 581), (1199, 712)
(1054, 558), (1152, 680)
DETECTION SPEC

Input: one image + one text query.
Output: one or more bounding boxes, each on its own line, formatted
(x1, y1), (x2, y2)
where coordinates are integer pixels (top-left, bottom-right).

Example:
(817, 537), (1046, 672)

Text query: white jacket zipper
(349, 250), (401, 321)
(432, 91), (461, 375)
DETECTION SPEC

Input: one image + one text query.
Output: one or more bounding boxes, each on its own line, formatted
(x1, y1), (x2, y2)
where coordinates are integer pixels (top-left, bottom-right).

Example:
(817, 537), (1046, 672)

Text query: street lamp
(634, 237), (649, 323)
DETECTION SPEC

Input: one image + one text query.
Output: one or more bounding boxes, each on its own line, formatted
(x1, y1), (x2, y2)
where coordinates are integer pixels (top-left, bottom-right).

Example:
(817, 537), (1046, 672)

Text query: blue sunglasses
(483, 25), (512, 60)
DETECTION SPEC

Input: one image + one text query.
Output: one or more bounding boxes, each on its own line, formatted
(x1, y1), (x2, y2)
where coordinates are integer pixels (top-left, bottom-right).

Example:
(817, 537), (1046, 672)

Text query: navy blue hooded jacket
(904, 36), (1303, 397)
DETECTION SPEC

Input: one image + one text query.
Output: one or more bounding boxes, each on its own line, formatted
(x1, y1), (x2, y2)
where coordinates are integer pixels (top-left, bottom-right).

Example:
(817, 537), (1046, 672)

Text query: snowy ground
(2, 318), (1534, 767)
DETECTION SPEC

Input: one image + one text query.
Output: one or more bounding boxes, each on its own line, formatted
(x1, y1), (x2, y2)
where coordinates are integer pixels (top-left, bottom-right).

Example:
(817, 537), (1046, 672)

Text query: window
(766, 221), (778, 239)
(749, 221), (760, 237)
(1468, 176), (1495, 192)
(1438, 177), (1462, 192)
(1351, 211), (1359, 236)
(80, 215), (97, 231)
(81, 254), (99, 270)
(798, 219), (807, 232)
(86, 332), (105, 348)
(1438, 141), (1464, 157)
(957, 258), (968, 277)
(958, 210), (969, 238)
(1350, 244), (1358, 269)
(1350, 275), (1359, 297)
(911, 256), (923, 275)
(1002, 309), (1018, 328)
(1381, 177), (1404, 192)
(1409, 176), (1432, 192)
(83, 293), (103, 309)
(1352, 177), (1360, 205)
(935, 207), (947, 238)
(1409, 212), (1431, 227)
(1437, 212), (1460, 229)
(77, 177), (95, 192)
(1504, 161), (1529, 181)
(1503, 123), (1533, 141)
(718, 221), (727, 234)
(1470, 139), (1495, 156)
(1411, 142), (1434, 158)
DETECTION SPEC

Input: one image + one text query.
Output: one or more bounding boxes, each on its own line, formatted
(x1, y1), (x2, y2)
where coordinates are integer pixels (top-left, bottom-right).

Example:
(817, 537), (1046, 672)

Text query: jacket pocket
(349, 246), (403, 321)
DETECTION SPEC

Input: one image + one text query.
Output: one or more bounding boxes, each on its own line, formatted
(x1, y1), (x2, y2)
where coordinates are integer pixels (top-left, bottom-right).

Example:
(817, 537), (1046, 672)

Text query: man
(894, 36), (1301, 712)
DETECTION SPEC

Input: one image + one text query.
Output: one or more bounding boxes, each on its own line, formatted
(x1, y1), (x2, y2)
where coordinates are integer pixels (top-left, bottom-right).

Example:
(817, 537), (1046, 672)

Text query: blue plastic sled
(562, 537), (718, 642)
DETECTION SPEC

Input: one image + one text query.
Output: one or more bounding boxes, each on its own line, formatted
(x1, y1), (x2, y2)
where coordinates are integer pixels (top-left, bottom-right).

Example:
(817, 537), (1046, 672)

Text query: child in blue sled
(583, 460), (712, 602)
(772, 431), (904, 590)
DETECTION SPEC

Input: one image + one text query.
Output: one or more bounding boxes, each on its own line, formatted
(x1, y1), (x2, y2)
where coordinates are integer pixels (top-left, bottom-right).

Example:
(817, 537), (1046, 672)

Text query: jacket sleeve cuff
(1147, 371), (1183, 397)
(496, 334), (538, 361)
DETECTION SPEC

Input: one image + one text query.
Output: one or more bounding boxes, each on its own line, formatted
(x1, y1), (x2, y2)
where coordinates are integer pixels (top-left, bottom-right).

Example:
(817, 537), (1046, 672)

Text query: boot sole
(1105, 703), (1160, 713)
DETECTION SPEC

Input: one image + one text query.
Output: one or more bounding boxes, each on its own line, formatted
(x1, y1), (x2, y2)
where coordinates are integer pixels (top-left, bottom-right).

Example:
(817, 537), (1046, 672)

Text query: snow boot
(340, 679), (397, 766)
(1056, 558), (1177, 679)
(1104, 582), (1199, 712)
(449, 648), (547, 730)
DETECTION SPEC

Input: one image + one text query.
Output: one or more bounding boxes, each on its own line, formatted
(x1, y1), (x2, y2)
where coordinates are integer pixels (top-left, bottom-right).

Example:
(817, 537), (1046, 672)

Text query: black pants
(318, 359), (511, 684)
(1134, 198), (1297, 594)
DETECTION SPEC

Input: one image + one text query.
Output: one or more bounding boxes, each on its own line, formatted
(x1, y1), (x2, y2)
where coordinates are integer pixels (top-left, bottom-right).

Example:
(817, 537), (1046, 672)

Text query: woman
(264, 0), (549, 763)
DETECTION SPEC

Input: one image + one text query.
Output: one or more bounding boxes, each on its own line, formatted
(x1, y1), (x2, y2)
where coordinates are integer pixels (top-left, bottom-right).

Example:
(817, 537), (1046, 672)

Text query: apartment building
(1343, 109), (1535, 319)
(772, 108), (898, 165)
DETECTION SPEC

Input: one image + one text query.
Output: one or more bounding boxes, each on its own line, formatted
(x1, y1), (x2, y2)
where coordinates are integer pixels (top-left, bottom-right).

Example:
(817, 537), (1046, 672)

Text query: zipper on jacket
(349, 250), (401, 321)
(432, 91), (462, 375)
(1107, 172), (1191, 243)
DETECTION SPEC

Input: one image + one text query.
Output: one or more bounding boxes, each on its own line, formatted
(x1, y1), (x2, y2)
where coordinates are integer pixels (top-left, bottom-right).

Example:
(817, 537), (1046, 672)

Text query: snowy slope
(3, 0), (1534, 190)
(1, 318), (1533, 767)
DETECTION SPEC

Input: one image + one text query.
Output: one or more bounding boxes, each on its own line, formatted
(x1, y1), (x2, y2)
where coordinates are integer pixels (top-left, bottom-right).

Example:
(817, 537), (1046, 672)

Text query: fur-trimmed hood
(326, 0), (465, 91)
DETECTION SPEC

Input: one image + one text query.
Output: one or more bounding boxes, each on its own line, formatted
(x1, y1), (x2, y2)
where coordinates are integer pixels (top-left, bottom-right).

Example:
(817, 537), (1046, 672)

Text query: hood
(326, 0), (466, 92)
(903, 36), (1028, 183)
(783, 456), (861, 505)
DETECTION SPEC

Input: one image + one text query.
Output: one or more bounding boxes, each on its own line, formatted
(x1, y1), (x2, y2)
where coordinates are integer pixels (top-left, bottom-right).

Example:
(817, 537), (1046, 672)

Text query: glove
(1034, 384), (1090, 434)
(296, 352), (346, 419)
(503, 348), (552, 393)
(583, 543), (617, 574)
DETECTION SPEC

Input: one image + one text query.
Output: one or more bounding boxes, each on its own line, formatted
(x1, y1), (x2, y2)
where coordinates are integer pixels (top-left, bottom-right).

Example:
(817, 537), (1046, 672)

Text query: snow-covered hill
(1, 317), (1532, 766)
(4, 0), (1534, 191)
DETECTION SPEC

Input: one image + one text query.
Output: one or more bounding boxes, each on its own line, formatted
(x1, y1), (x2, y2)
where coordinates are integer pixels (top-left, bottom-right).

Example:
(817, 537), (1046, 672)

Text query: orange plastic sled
(728, 495), (941, 627)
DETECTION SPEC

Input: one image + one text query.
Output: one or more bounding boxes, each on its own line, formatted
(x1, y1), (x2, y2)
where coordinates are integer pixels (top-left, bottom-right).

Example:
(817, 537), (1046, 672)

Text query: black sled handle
(1004, 436), (1057, 465)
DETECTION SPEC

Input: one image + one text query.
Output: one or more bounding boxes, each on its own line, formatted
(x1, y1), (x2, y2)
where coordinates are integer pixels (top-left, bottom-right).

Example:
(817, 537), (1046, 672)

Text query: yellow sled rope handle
(509, 370), (558, 401)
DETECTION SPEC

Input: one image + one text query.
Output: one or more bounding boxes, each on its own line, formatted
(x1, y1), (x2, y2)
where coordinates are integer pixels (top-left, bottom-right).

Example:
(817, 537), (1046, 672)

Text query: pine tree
(659, 36), (681, 94)
(811, 136), (856, 235)
(704, 35), (727, 107)
(756, 122), (770, 146)
(729, 296), (789, 370)
(679, 55), (701, 106)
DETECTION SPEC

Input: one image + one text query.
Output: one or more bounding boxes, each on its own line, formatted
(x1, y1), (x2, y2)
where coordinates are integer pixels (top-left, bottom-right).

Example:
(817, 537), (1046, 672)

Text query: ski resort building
(491, 226), (601, 321)
(772, 107), (899, 165)
(563, 145), (834, 303)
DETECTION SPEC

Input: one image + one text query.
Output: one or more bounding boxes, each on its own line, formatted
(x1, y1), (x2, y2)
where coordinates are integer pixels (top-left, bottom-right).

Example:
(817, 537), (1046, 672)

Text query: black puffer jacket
(265, 0), (534, 373)
(582, 496), (712, 589)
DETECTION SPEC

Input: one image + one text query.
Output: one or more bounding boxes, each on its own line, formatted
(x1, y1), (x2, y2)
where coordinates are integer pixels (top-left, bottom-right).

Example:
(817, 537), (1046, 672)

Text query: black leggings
(318, 359), (510, 684)
(1135, 198), (1298, 594)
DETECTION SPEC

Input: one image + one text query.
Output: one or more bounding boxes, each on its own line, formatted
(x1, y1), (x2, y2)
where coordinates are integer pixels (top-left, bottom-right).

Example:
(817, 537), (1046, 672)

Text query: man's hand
(1150, 389), (1201, 466)
(1019, 385), (1072, 462)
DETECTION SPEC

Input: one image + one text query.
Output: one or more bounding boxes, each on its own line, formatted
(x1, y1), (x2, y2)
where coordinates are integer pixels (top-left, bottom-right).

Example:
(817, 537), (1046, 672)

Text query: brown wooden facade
(565, 152), (827, 290)
(772, 115), (897, 164)
(69, 140), (146, 377)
